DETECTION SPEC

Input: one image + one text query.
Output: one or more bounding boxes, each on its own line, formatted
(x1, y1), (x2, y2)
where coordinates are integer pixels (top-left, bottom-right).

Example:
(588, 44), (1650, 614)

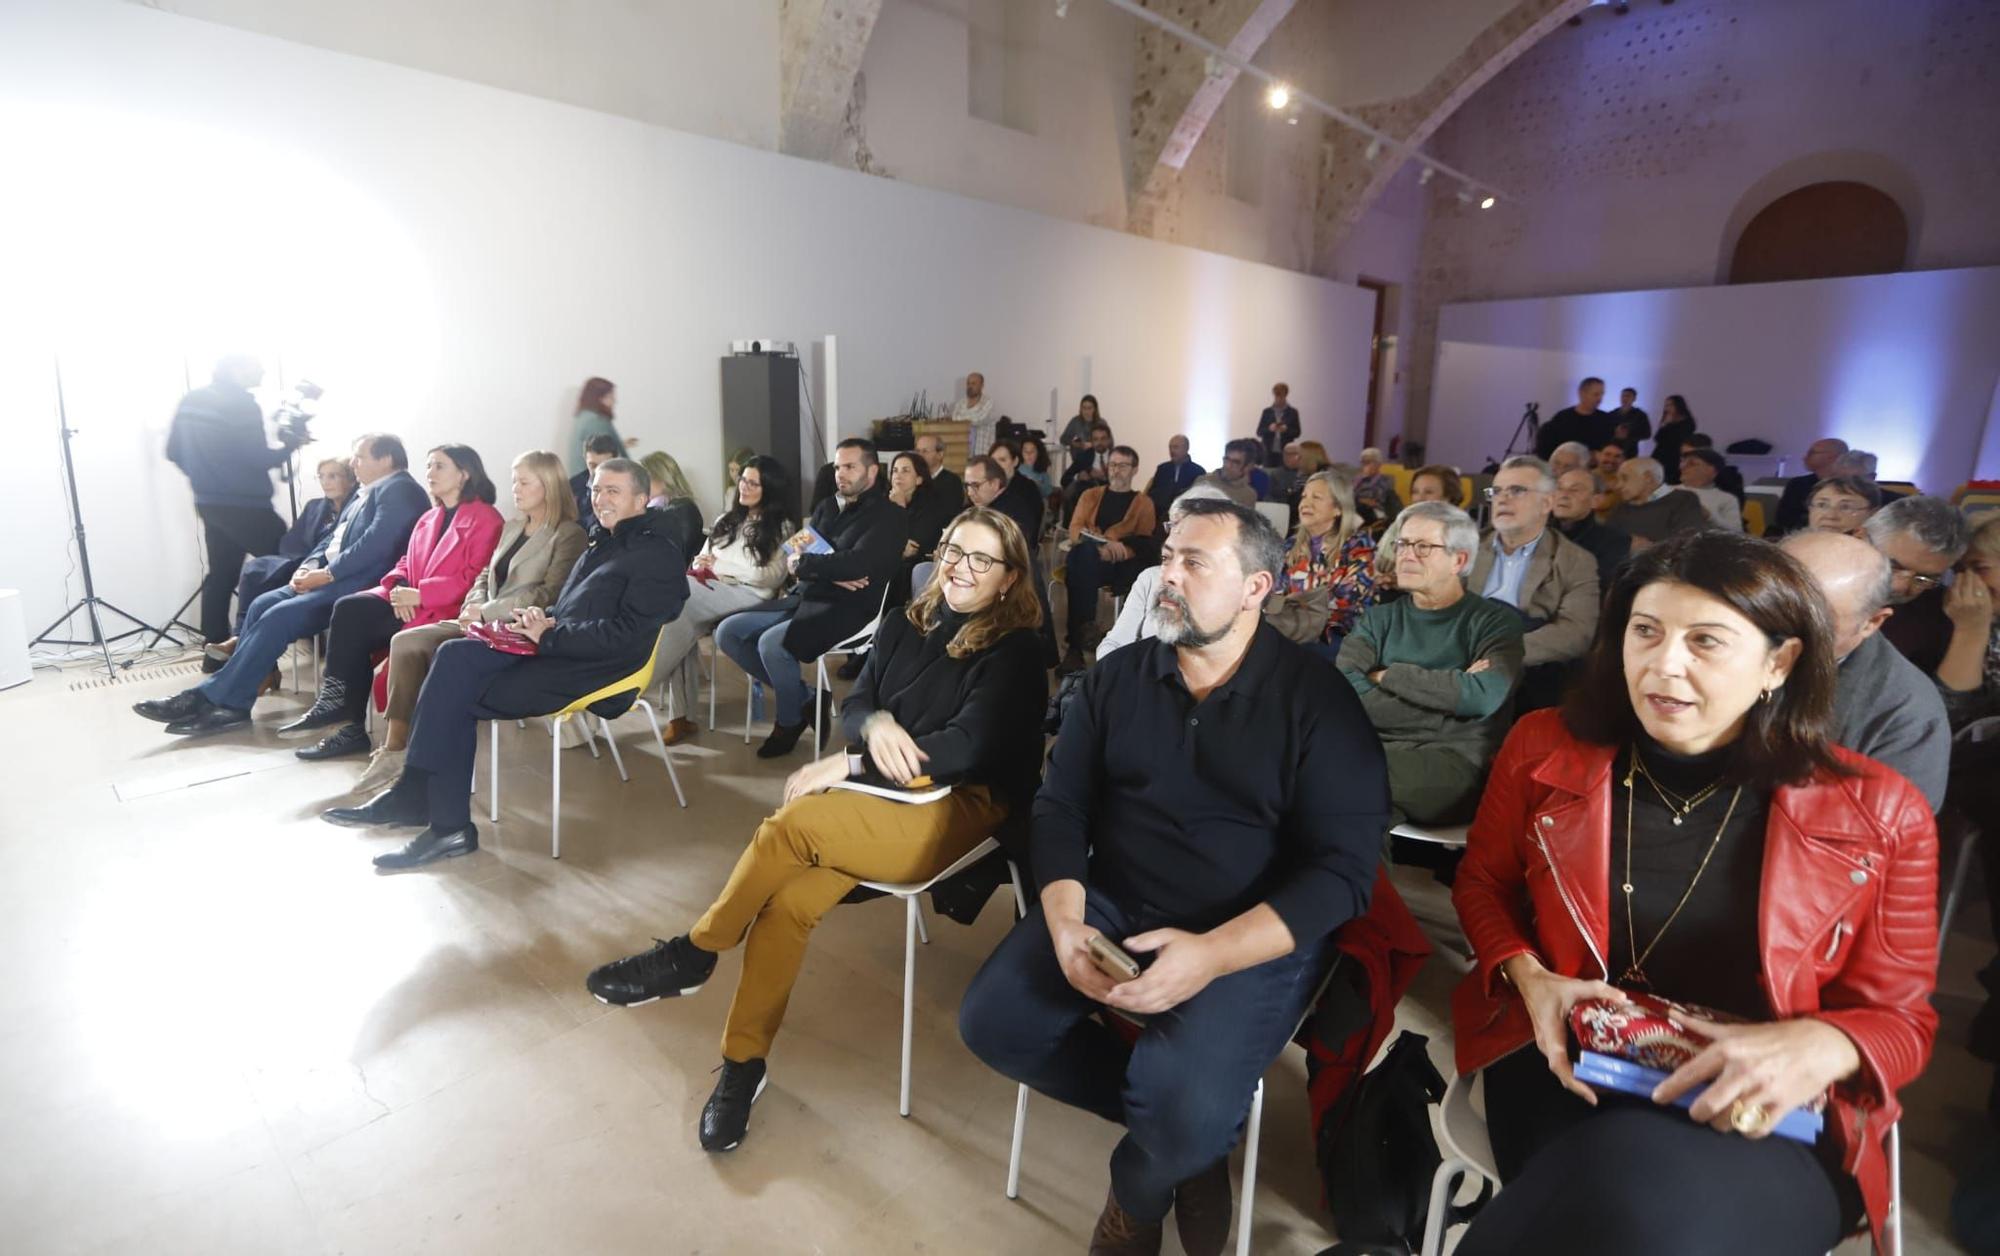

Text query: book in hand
(464, 620), (541, 656)
(828, 772), (953, 805)
(1079, 529), (1112, 545)
(783, 524), (834, 558)
(1572, 1051), (1824, 1144)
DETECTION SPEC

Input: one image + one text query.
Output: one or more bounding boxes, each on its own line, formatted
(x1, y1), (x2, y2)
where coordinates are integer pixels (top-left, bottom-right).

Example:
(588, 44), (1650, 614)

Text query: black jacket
(991, 474), (1044, 546)
(1556, 514), (1633, 587)
(277, 495), (343, 560)
(779, 491), (909, 661)
(474, 508), (688, 719)
(904, 481), (962, 558)
(1256, 405), (1301, 462)
(1651, 417), (1697, 483)
(1773, 471), (1817, 535)
(165, 382), (289, 508)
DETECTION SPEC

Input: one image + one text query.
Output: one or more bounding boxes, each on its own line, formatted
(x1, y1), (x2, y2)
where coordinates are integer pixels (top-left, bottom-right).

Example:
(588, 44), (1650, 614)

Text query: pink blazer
(369, 499), (505, 629)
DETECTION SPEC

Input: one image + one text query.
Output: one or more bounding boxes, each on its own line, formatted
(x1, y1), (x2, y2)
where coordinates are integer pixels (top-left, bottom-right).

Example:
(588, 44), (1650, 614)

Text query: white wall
(1424, 266), (2000, 492)
(0, 0), (1375, 647)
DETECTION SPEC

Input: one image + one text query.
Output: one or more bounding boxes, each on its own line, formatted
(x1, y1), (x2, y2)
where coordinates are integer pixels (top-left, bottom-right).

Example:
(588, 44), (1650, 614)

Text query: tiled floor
(0, 649), (1984, 1254)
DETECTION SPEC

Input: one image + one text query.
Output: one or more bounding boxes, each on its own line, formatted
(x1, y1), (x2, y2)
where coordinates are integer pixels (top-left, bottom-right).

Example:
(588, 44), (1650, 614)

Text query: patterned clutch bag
(1569, 991), (1722, 1072)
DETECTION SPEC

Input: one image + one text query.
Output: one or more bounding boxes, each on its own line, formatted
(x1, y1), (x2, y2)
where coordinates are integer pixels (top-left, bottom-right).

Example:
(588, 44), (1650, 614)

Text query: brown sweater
(1068, 485), (1157, 545)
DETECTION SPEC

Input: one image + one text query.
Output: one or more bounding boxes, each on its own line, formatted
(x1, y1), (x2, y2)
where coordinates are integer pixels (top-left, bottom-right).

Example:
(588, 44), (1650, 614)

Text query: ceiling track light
(1265, 82), (1292, 110)
(1364, 138), (1382, 162)
(1457, 190), (1473, 205)
(1418, 166), (1436, 185)
(1479, 195), (1497, 210)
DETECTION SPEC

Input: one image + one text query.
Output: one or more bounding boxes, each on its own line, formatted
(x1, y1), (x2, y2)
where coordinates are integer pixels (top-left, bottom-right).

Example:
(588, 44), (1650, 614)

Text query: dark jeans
(404, 638), (528, 831)
(1065, 541), (1147, 639)
(1459, 1047), (1854, 1256)
(958, 891), (1330, 1223)
(233, 554), (302, 634)
(196, 580), (351, 710)
(322, 592), (404, 721)
(197, 503), (285, 644)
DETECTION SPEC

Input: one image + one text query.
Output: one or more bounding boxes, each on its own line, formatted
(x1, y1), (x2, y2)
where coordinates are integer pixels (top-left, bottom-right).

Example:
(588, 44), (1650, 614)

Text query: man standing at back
(960, 499), (1387, 1256)
(1255, 383), (1299, 467)
(1533, 376), (1612, 462)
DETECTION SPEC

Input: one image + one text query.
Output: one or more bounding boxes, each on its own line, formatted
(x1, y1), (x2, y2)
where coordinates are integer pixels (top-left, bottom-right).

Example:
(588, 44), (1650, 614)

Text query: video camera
(273, 379), (324, 449)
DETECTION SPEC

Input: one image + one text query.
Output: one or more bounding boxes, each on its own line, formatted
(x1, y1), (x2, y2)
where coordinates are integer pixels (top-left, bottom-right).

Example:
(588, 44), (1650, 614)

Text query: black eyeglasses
(1392, 539), (1447, 559)
(939, 542), (1005, 574)
(1888, 559), (1942, 590)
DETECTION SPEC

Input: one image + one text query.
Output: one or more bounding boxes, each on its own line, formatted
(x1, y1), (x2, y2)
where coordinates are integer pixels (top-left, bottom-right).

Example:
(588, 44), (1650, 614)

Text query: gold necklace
(1620, 749), (1743, 989)
(1625, 749), (1725, 827)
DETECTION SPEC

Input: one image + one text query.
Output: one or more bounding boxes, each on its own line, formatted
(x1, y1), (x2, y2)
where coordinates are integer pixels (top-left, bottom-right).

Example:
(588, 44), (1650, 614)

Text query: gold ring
(1728, 1100), (1768, 1135)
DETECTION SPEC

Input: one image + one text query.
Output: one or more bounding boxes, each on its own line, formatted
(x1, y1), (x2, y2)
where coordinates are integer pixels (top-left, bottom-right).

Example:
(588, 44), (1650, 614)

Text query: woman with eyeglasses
(586, 507), (1046, 1152)
(1806, 476), (1882, 538)
(1449, 531), (1936, 1256)
(645, 456), (797, 744)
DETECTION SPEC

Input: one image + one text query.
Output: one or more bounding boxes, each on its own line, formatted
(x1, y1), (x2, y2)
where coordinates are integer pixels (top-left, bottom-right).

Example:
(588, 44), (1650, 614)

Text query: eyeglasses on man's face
(1810, 497), (1870, 517)
(1889, 559), (1942, 590)
(1484, 484), (1540, 502)
(1392, 539), (1447, 560)
(939, 542), (1004, 574)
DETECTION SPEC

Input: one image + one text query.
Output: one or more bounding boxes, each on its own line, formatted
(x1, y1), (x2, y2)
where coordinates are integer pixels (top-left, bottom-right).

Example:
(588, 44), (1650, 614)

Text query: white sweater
(696, 520), (790, 593)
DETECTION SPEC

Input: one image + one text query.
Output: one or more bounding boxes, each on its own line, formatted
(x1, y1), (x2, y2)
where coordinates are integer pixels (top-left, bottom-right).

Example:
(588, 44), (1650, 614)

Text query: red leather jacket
(1451, 709), (1937, 1248)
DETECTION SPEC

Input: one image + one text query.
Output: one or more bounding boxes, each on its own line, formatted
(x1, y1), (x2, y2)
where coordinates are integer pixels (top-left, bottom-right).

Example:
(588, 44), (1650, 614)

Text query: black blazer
(1556, 515), (1633, 587)
(1256, 405), (1300, 458)
(474, 509), (688, 719)
(779, 491), (909, 661)
(992, 474), (1044, 546)
(903, 481), (962, 557)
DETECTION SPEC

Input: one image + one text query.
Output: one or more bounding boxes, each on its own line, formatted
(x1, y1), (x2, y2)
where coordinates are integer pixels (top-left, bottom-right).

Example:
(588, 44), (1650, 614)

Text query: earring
(1758, 687), (1773, 704)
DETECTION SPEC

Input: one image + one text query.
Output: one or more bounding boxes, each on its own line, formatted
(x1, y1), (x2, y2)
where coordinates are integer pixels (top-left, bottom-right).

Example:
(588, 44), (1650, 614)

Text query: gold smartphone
(1087, 934), (1142, 983)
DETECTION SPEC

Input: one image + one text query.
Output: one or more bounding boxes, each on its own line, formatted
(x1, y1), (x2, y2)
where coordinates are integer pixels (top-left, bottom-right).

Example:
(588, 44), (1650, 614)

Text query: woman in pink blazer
(283, 444), (505, 760)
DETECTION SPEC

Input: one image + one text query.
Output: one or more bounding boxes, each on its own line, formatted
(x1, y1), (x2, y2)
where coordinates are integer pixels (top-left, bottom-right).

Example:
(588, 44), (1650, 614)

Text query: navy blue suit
(197, 471), (430, 710)
(231, 496), (344, 632)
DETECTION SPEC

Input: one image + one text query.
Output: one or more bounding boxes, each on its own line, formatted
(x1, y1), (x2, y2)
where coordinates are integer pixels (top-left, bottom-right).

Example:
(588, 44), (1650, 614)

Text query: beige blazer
(462, 516), (589, 622)
(1464, 525), (1601, 667)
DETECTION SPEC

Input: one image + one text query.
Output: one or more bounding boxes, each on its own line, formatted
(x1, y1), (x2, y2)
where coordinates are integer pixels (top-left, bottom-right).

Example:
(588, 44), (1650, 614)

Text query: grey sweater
(1836, 630), (1949, 811)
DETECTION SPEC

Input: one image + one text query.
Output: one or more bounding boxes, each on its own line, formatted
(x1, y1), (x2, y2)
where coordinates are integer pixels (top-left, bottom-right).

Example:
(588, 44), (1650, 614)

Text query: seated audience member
(1268, 470), (1378, 661)
(1548, 441), (1593, 479)
(1470, 457), (1601, 708)
(1678, 449), (1744, 531)
(1058, 394), (1106, 477)
(647, 456), (798, 743)
(716, 439), (907, 758)
(1145, 434), (1206, 529)
(641, 451), (707, 561)
(915, 433), (962, 507)
(1061, 420), (1115, 499)
(1551, 467), (1632, 586)
(1939, 516), (2000, 726)
(1448, 530), (1937, 1256)
(1595, 442), (1628, 482)
(1061, 445), (1157, 670)
(134, 435), (429, 735)
(1409, 463), (1465, 508)
(1867, 495), (1971, 674)
(1534, 376), (1613, 462)
(1683, 434), (1746, 501)
(1606, 457), (1708, 545)
(1340, 502), (1526, 826)
(965, 453), (1042, 549)
(1773, 437), (1850, 535)
(1017, 435), (1057, 505)
(1265, 442), (1303, 502)
(325, 458), (688, 868)
(571, 433), (621, 522)
(886, 450), (955, 607)
(588, 509), (1045, 1151)
(1608, 386), (1650, 456)
(989, 439), (1046, 535)
(351, 450), (587, 793)
(1245, 441), (1274, 502)
(1256, 381), (1302, 466)
(1782, 532), (1949, 810)
(285, 445), (505, 760)
(214, 457), (357, 663)
(1807, 476), (1882, 538)
(1353, 447), (1403, 520)
(1289, 440), (1334, 528)
(1096, 484), (1233, 659)
(1650, 393), (1698, 483)
(1193, 439), (1260, 508)
(959, 499), (1388, 1255)
(1831, 449), (1882, 485)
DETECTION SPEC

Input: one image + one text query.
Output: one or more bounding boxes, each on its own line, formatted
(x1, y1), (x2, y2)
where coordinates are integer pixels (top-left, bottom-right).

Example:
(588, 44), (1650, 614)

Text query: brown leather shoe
(1172, 1158), (1233, 1256)
(661, 716), (698, 746)
(1088, 1188), (1162, 1255)
(259, 670), (283, 696)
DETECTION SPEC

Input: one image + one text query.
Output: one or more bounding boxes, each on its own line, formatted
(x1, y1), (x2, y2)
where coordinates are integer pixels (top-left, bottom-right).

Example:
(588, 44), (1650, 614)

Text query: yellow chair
(485, 625), (687, 859)
(1383, 462), (1414, 507)
(1743, 498), (1767, 537)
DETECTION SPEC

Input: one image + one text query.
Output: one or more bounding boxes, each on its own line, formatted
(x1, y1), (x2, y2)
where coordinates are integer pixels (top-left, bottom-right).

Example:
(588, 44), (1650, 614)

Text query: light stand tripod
(31, 360), (190, 676)
(1502, 402), (1541, 458)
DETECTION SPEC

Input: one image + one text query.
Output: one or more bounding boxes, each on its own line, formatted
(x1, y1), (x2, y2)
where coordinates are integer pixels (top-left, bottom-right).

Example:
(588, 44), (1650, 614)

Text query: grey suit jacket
(462, 516), (589, 623)
(1465, 526), (1601, 668)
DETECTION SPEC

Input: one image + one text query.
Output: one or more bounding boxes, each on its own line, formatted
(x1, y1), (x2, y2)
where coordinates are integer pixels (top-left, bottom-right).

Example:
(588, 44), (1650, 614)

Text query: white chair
(1418, 1072), (1903, 1256)
(854, 836), (1026, 1117)
(1005, 958), (1342, 1256)
(1389, 822), (1474, 971)
(483, 625), (687, 858)
(813, 585), (894, 757)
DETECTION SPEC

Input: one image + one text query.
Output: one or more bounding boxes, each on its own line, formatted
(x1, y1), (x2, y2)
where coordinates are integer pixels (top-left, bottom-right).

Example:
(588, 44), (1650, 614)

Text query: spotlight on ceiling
(1479, 195), (1497, 210)
(1418, 166), (1436, 185)
(1457, 190), (1473, 205)
(1364, 138), (1383, 162)
(1265, 83), (1291, 110)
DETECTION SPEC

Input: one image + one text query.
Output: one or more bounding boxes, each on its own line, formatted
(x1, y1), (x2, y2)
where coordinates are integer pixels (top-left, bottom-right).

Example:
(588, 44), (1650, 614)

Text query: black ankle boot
(756, 721), (808, 759)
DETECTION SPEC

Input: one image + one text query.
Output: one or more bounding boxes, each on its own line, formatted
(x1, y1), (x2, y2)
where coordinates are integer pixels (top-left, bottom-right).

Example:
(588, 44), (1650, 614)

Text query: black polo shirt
(1032, 621), (1389, 943)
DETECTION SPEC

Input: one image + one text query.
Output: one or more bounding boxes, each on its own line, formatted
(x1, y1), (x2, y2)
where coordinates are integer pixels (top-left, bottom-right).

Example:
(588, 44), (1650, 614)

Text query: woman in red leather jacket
(1450, 531), (1937, 1255)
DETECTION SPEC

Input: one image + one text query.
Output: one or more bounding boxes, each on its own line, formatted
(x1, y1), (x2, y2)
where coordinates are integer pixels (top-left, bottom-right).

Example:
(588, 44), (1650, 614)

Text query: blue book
(783, 524), (834, 558)
(1574, 1051), (1824, 1144)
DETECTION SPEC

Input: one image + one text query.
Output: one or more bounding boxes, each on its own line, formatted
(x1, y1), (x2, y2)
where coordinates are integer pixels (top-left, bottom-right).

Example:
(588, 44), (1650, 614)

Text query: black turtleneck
(1604, 735), (1771, 1020)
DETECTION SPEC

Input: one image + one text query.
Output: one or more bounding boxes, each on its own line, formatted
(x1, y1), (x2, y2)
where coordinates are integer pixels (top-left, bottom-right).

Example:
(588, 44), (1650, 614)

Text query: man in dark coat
(324, 457), (688, 870)
(1255, 383), (1300, 467)
(716, 438), (908, 759)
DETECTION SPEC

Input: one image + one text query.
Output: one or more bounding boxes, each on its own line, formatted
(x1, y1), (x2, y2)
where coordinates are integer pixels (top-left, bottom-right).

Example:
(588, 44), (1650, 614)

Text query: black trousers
(1457, 1047), (1855, 1256)
(197, 503), (285, 644)
(322, 592), (404, 722)
(405, 638), (532, 831)
(1065, 541), (1147, 638)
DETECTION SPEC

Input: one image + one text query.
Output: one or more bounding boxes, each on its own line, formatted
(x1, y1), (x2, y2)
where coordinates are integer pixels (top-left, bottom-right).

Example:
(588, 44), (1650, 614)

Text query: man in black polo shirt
(960, 499), (1389, 1256)
(1533, 376), (1612, 462)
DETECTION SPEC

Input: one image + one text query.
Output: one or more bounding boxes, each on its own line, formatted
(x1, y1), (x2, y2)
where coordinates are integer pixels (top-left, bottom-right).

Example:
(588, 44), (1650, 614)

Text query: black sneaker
(586, 935), (716, 1007)
(699, 1058), (768, 1152)
(755, 721), (808, 759)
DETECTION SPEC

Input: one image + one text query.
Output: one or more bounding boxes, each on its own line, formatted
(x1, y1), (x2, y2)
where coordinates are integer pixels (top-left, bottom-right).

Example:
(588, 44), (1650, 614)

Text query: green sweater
(567, 409), (622, 476)
(1338, 592), (1525, 763)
